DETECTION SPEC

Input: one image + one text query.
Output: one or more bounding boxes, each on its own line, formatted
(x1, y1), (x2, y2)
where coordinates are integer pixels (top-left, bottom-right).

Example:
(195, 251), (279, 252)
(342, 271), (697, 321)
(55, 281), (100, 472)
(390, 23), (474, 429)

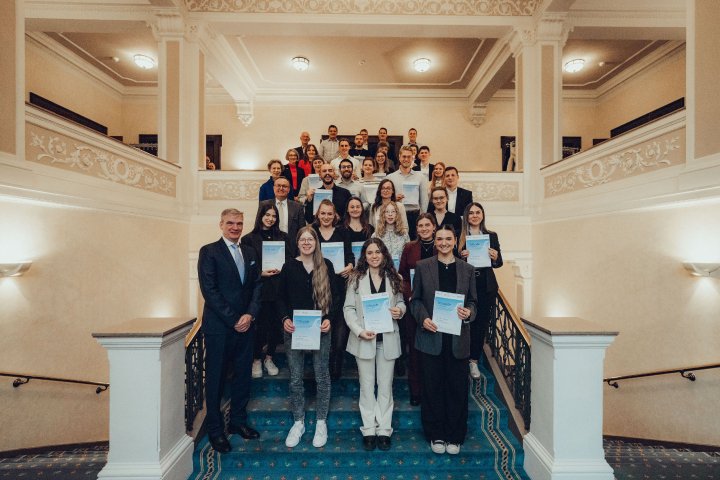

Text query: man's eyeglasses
(274, 184), (290, 189)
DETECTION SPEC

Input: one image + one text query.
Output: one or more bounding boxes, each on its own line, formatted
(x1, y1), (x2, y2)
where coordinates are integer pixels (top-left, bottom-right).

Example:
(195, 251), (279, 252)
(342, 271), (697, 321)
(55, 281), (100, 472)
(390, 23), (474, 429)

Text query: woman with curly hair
(369, 178), (408, 229)
(344, 238), (406, 451)
(372, 201), (410, 261)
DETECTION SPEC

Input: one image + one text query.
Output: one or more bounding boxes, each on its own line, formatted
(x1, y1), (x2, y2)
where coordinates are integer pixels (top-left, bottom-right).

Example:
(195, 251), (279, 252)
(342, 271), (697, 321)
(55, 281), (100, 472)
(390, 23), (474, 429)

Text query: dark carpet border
(0, 441), (109, 458)
(604, 435), (720, 452)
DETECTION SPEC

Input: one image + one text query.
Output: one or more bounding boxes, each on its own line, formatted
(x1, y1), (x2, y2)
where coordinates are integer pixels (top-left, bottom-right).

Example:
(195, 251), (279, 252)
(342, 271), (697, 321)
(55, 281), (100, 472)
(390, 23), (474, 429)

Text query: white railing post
(522, 317), (618, 480)
(93, 318), (195, 480)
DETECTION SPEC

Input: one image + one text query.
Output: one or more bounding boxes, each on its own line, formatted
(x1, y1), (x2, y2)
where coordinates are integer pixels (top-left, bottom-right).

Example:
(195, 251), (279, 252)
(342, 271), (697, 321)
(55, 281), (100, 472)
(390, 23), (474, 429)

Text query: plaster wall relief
(203, 179), (263, 200)
(544, 129), (686, 198)
(185, 0), (539, 15)
(25, 125), (177, 197)
(462, 180), (520, 202)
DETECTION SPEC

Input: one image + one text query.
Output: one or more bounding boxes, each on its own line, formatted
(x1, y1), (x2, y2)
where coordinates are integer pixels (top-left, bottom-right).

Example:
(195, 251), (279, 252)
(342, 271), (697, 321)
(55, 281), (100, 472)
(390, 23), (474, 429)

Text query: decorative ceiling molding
(185, 0), (541, 16)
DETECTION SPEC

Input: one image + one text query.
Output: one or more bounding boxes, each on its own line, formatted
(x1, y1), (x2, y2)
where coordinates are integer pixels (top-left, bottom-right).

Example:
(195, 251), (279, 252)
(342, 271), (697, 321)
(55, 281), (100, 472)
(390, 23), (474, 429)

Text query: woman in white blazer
(344, 238), (406, 452)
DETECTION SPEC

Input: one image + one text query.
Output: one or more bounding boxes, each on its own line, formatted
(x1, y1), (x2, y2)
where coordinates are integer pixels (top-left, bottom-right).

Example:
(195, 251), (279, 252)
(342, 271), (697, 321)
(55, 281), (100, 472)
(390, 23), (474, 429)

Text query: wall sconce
(683, 262), (720, 278)
(0, 261), (32, 277)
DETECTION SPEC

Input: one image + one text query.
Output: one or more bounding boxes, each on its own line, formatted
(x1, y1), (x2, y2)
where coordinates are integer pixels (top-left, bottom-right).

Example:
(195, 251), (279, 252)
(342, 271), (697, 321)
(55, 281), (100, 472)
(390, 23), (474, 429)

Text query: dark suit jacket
(198, 238), (262, 335)
(240, 230), (292, 303)
(282, 164), (306, 199)
(428, 187), (473, 216)
(258, 199), (305, 256)
(410, 256), (477, 358)
(460, 231), (502, 293)
(413, 160), (435, 180)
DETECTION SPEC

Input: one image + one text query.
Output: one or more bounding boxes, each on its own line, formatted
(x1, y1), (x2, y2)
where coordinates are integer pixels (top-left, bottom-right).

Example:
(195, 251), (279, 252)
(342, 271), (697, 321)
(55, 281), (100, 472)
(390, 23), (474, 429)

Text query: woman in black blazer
(241, 203), (292, 378)
(458, 202), (503, 380)
(429, 186), (461, 235)
(410, 225), (477, 456)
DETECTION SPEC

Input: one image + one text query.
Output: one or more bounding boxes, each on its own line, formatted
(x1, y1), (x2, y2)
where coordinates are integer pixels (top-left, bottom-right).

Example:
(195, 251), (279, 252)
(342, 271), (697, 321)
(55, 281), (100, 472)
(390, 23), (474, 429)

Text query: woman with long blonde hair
(372, 201), (410, 261)
(278, 225), (340, 449)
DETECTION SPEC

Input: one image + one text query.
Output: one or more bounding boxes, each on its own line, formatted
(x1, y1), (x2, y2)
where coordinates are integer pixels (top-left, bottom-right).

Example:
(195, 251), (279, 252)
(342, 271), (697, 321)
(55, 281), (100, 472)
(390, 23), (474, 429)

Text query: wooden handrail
(497, 289), (531, 345)
(604, 362), (720, 388)
(0, 372), (109, 394)
(184, 317), (203, 348)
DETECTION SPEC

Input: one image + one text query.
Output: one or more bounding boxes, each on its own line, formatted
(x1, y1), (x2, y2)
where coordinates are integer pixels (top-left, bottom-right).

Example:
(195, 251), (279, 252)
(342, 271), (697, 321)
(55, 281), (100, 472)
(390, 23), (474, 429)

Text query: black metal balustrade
(487, 290), (531, 430)
(185, 325), (205, 432)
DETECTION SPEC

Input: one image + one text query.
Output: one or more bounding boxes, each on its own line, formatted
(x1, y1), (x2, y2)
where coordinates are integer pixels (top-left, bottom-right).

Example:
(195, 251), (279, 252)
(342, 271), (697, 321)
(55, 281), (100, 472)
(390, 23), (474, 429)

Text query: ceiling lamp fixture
(292, 56), (310, 71)
(133, 54), (156, 70)
(563, 59), (585, 73)
(413, 58), (431, 73)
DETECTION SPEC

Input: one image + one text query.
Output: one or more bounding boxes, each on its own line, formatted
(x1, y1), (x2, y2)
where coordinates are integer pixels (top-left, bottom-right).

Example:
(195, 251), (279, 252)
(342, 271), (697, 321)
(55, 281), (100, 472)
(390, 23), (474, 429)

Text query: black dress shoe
(410, 395), (421, 406)
(208, 434), (231, 453)
(362, 435), (377, 451)
(377, 435), (391, 451)
(228, 423), (260, 439)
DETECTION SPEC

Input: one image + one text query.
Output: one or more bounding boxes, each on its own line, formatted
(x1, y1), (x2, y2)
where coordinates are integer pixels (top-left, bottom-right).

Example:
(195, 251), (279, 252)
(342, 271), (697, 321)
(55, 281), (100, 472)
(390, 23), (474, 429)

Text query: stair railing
(0, 372), (108, 393)
(184, 318), (205, 431)
(487, 289), (532, 430)
(605, 362), (720, 388)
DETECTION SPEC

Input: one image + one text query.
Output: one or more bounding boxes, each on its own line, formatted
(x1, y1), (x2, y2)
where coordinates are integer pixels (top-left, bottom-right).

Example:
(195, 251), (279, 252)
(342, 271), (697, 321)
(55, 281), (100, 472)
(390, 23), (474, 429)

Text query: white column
(522, 317), (618, 480)
(93, 318), (195, 480)
(510, 257), (533, 318)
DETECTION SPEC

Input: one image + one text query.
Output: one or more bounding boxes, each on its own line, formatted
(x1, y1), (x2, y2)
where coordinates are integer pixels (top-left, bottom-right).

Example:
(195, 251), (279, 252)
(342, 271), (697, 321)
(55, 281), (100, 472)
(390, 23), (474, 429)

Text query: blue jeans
(284, 331), (331, 422)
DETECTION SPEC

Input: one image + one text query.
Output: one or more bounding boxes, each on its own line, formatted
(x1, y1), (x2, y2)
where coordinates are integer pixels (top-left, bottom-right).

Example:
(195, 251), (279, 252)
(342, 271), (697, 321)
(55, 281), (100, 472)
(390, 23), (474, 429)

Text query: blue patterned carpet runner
(191, 354), (529, 480)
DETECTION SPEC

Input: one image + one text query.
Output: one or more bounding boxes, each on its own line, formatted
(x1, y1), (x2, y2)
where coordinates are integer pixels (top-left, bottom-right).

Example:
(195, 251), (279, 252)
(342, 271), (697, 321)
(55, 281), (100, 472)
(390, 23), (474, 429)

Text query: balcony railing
(184, 319), (205, 432)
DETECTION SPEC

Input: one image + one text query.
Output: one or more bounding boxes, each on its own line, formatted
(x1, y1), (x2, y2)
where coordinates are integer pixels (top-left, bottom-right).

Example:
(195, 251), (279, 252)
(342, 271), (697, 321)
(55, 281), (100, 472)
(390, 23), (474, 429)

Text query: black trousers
(254, 301), (282, 360)
(406, 210), (420, 240)
(204, 328), (255, 437)
(420, 333), (469, 444)
(400, 313), (422, 398)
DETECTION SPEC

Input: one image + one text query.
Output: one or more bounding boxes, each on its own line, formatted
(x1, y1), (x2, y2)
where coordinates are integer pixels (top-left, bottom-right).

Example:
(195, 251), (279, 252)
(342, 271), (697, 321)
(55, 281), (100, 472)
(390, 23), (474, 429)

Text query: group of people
(197, 126), (503, 458)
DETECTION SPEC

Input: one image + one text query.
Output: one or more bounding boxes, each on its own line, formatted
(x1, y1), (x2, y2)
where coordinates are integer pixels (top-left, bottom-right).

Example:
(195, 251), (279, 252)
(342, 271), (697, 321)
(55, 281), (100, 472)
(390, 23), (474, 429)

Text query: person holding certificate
(312, 199), (354, 380)
(277, 226), (341, 449)
(344, 238), (406, 451)
(296, 155), (326, 204)
(429, 187), (461, 235)
(368, 179), (409, 231)
(241, 203), (291, 378)
(398, 213), (438, 406)
(411, 225), (477, 455)
(458, 202), (503, 380)
(342, 196), (374, 244)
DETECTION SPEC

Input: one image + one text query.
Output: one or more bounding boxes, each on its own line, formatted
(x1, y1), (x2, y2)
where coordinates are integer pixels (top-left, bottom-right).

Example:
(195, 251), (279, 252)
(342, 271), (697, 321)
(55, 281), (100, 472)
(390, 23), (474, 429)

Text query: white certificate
(307, 174), (322, 189)
(432, 291), (465, 336)
(321, 242), (345, 273)
(361, 292), (393, 334)
(351, 242), (364, 266)
(410, 268), (415, 289)
(466, 234), (491, 268)
(362, 183), (379, 203)
(392, 255), (400, 270)
(313, 189), (334, 214)
(402, 182), (420, 206)
(261, 241), (285, 271)
(291, 310), (321, 350)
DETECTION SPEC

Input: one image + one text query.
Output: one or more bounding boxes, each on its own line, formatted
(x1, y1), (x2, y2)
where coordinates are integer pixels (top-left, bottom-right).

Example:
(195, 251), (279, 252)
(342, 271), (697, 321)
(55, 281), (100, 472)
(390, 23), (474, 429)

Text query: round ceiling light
(133, 54), (156, 70)
(563, 58), (585, 73)
(413, 58), (431, 73)
(292, 56), (310, 71)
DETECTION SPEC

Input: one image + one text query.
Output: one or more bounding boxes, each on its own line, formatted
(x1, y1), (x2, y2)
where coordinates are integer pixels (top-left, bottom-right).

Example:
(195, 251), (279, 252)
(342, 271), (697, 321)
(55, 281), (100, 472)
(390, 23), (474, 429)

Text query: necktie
(231, 244), (245, 283)
(277, 201), (288, 233)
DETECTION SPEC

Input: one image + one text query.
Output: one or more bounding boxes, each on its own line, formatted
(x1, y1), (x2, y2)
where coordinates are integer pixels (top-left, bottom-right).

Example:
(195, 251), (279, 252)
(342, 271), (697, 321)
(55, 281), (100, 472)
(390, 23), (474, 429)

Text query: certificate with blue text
(393, 255), (400, 270)
(402, 183), (420, 206)
(313, 189), (334, 214)
(321, 242), (345, 273)
(262, 241), (285, 271)
(307, 174), (322, 190)
(351, 242), (364, 266)
(432, 291), (465, 336)
(466, 234), (491, 268)
(291, 310), (322, 350)
(361, 293), (393, 334)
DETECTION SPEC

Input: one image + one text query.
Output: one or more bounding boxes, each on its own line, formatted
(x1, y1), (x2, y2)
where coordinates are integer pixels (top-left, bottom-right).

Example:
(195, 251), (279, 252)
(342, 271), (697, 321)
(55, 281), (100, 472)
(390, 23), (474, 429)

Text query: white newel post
(522, 317), (618, 480)
(93, 318), (196, 480)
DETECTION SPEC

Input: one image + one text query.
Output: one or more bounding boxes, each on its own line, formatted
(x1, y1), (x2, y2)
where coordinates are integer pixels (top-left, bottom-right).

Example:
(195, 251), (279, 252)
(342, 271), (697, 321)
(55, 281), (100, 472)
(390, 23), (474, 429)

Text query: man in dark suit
(257, 176), (305, 255)
(303, 162), (352, 223)
(428, 166), (473, 216)
(294, 131), (311, 160)
(198, 208), (263, 453)
(413, 145), (435, 180)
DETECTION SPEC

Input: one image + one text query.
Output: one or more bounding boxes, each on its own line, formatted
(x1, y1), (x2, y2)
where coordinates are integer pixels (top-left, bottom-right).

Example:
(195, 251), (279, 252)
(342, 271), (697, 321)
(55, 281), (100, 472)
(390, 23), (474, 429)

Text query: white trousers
(355, 342), (395, 437)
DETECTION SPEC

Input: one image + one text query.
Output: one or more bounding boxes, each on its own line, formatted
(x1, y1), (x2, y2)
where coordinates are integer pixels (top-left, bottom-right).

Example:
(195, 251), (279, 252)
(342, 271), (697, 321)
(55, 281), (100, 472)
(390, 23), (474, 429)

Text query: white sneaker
(469, 361), (481, 379)
(252, 360), (263, 378)
(264, 358), (279, 376)
(312, 420), (328, 448)
(430, 440), (446, 454)
(446, 443), (460, 455)
(285, 420), (305, 448)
